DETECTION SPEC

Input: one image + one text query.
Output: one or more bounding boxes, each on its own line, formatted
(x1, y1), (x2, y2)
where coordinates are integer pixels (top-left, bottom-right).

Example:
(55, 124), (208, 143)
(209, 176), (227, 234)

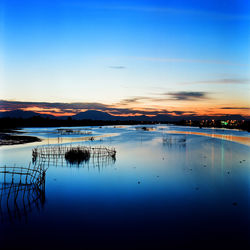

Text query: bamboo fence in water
(0, 163), (46, 222)
(32, 145), (116, 162)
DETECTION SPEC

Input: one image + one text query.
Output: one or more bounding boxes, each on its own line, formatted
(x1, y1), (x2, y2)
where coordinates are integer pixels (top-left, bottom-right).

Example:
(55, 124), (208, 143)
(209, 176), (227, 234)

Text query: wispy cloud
(119, 96), (153, 105)
(119, 91), (209, 104)
(0, 100), (184, 116)
(1, 100), (249, 118)
(186, 78), (250, 84)
(0, 100), (109, 114)
(164, 91), (208, 101)
(109, 66), (126, 69)
(220, 107), (250, 110)
(131, 57), (247, 66)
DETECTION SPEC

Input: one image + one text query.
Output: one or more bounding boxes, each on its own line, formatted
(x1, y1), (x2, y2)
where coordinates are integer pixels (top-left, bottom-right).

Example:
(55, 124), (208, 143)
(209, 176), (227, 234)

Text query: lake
(0, 125), (249, 249)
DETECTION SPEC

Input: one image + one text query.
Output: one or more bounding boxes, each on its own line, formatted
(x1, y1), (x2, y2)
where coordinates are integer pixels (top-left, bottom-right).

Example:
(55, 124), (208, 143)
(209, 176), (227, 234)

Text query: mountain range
(0, 109), (247, 121)
(0, 110), (55, 119)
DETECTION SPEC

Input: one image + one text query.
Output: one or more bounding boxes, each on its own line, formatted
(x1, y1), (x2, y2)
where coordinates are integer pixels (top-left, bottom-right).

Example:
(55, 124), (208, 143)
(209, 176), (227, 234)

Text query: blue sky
(1, 0), (249, 116)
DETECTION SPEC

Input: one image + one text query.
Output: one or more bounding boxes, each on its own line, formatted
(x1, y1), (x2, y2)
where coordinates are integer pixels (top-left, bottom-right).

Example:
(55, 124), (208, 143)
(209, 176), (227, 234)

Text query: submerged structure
(162, 135), (186, 144)
(56, 129), (92, 135)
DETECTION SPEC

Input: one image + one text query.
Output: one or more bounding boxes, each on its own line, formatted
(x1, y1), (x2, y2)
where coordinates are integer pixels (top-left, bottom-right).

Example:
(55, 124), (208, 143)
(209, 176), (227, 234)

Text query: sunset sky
(1, 0), (250, 117)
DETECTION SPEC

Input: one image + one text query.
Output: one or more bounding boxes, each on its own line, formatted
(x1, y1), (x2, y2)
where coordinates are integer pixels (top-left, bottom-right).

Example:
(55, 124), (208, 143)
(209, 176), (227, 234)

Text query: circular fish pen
(32, 145), (116, 167)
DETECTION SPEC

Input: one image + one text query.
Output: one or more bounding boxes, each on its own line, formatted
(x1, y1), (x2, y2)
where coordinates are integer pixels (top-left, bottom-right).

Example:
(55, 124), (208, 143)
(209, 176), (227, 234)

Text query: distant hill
(72, 110), (247, 121)
(0, 109), (247, 122)
(0, 110), (55, 119)
(72, 110), (155, 121)
(72, 110), (115, 120)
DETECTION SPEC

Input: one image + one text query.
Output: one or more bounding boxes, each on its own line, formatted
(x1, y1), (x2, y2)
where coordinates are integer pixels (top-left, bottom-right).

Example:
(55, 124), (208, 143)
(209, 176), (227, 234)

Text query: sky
(1, 0), (250, 117)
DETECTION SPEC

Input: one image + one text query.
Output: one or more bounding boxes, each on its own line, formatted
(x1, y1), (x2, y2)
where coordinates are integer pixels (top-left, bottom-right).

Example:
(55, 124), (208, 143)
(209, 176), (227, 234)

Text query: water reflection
(165, 130), (250, 146)
(0, 125), (249, 249)
(0, 163), (46, 223)
(36, 155), (116, 170)
(162, 134), (186, 148)
(40, 133), (119, 145)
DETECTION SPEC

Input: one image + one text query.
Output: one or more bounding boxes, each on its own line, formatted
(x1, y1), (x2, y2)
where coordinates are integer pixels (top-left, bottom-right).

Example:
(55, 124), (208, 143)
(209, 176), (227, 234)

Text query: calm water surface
(0, 125), (249, 249)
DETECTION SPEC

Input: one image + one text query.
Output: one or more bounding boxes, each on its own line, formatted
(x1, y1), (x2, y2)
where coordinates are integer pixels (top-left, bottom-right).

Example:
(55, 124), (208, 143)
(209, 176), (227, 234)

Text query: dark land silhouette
(0, 109), (249, 129)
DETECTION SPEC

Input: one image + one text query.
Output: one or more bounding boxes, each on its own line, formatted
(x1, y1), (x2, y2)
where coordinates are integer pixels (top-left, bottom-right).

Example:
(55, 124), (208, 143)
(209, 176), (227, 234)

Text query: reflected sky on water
(0, 125), (249, 249)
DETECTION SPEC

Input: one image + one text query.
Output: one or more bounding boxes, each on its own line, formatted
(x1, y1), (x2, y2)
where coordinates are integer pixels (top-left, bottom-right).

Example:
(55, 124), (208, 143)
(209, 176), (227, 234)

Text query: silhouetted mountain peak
(72, 110), (114, 120)
(0, 110), (54, 119)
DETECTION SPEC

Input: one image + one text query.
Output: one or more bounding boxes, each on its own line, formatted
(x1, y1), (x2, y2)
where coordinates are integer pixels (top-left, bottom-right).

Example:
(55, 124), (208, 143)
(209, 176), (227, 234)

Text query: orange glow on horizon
(0, 102), (249, 118)
(38, 111), (77, 117)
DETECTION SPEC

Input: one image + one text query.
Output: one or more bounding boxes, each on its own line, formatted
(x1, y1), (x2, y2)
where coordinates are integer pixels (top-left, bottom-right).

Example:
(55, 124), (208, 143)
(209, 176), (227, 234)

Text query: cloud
(119, 96), (153, 105)
(0, 100), (161, 116)
(187, 78), (250, 84)
(119, 91), (209, 105)
(131, 57), (246, 66)
(109, 66), (126, 69)
(0, 99), (199, 117)
(1, 100), (248, 118)
(220, 107), (250, 110)
(0, 100), (109, 114)
(164, 91), (208, 101)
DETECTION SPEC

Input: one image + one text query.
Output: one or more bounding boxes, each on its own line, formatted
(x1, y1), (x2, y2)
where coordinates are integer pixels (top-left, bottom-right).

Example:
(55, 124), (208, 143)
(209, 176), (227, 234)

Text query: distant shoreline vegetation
(175, 119), (250, 132)
(0, 116), (249, 132)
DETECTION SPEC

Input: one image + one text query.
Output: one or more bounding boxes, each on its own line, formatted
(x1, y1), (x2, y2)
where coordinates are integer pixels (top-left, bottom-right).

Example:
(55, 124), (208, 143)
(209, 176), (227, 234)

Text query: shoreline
(0, 130), (41, 146)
